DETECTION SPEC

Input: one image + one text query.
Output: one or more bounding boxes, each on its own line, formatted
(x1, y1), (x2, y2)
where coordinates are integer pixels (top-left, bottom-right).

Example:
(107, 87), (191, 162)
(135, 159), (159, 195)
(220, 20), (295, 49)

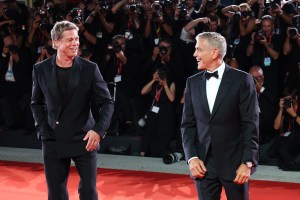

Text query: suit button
(56, 121), (59, 125)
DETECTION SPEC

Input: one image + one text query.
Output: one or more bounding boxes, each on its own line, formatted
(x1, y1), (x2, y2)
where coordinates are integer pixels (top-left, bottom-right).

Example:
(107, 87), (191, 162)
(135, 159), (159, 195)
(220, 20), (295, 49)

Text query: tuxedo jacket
(181, 65), (259, 181)
(31, 56), (114, 157)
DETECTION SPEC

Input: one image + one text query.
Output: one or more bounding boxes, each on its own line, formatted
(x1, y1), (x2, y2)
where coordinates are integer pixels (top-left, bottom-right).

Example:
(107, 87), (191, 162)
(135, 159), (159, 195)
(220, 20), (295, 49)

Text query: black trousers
(194, 151), (249, 200)
(42, 141), (98, 200)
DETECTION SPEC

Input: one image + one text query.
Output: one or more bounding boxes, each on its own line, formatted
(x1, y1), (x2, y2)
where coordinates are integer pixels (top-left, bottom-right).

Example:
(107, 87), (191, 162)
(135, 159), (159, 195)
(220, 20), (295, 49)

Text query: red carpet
(0, 161), (300, 200)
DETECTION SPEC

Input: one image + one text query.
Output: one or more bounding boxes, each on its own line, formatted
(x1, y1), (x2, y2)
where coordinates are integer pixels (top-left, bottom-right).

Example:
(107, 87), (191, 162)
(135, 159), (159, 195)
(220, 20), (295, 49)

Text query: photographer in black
(26, 10), (52, 61)
(0, 35), (32, 130)
(104, 35), (143, 134)
(283, 15), (300, 91)
(222, 3), (256, 71)
(140, 65), (176, 157)
(85, 0), (116, 67)
(268, 86), (300, 171)
(247, 15), (282, 99)
(143, 0), (174, 51)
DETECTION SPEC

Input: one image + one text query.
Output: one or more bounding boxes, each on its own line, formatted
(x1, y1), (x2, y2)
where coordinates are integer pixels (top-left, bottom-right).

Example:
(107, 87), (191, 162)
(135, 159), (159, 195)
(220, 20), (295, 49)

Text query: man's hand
(189, 158), (207, 179)
(233, 164), (251, 184)
(83, 130), (101, 151)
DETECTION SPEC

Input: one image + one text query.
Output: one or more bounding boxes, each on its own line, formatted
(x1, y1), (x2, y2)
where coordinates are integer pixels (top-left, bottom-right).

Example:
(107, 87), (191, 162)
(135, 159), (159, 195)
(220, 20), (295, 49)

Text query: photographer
(143, 0), (174, 45)
(26, 11), (52, 61)
(104, 35), (142, 134)
(222, 3), (256, 71)
(0, 35), (32, 129)
(249, 65), (278, 144)
(268, 86), (300, 171)
(247, 15), (281, 96)
(140, 66), (176, 157)
(85, 1), (116, 66)
(143, 38), (184, 101)
(35, 44), (56, 63)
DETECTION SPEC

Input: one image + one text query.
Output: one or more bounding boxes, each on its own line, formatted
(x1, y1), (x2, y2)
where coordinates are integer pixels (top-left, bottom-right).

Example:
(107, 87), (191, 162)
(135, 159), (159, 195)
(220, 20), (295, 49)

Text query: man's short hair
(196, 32), (227, 59)
(51, 21), (78, 49)
(261, 15), (274, 24)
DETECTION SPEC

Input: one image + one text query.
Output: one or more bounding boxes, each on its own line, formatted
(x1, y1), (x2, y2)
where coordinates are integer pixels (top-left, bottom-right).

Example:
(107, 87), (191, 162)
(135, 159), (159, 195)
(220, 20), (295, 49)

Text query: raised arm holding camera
(268, 86), (300, 171)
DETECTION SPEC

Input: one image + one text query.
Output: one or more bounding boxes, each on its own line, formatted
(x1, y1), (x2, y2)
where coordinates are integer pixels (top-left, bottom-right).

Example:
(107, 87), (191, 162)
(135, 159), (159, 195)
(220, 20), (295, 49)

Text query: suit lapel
(56, 56), (82, 119)
(210, 65), (234, 119)
(49, 56), (63, 101)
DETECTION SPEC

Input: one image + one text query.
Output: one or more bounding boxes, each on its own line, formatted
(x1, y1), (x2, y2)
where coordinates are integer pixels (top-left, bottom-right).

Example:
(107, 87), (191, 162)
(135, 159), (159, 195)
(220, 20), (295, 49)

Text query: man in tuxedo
(31, 21), (114, 200)
(181, 32), (259, 200)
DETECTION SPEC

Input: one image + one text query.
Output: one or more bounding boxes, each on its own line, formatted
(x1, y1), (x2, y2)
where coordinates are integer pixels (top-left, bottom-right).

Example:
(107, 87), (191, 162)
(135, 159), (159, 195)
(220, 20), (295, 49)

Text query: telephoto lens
(162, 152), (183, 164)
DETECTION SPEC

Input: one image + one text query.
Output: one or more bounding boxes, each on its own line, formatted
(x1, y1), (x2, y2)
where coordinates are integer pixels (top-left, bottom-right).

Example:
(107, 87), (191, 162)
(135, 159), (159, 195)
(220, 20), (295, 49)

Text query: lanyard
(117, 60), (123, 75)
(155, 85), (163, 103)
(264, 35), (273, 57)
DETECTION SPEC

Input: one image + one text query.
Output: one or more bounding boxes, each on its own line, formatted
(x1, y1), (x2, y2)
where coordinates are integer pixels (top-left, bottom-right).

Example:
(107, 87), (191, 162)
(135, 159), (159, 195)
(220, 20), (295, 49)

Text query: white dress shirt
(188, 62), (225, 164)
(206, 62), (225, 113)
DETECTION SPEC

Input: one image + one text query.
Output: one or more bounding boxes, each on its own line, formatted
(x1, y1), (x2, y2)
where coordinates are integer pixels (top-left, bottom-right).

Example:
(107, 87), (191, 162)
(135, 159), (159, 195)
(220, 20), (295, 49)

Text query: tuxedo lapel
(211, 66), (234, 119)
(199, 72), (210, 116)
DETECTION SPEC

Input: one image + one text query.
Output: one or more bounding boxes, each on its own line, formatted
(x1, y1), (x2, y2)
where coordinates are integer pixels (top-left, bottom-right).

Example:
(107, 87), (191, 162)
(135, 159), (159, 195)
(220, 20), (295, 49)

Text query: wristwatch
(242, 161), (254, 168)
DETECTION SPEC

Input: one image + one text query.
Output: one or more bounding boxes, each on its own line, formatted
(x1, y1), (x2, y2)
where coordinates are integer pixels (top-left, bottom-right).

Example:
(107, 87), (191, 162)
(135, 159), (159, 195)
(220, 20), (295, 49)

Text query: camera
(138, 114), (147, 127)
(159, 45), (168, 55)
(283, 98), (293, 109)
(254, 31), (265, 42)
(39, 20), (49, 31)
(108, 42), (123, 53)
(73, 16), (83, 24)
(158, 67), (168, 80)
(81, 48), (92, 57)
(289, 15), (300, 37)
(206, 0), (216, 8)
(151, 1), (162, 20)
(289, 28), (298, 37)
(69, 8), (82, 23)
(96, 1), (110, 14)
(47, 5), (55, 15)
(7, 44), (18, 54)
(269, 0), (279, 10)
(163, 152), (183, 164)
(241, 11), (252, 18)
(177, 1), (188, 20)
(4, 8), (14, 19)
(45, 45), (56, 56)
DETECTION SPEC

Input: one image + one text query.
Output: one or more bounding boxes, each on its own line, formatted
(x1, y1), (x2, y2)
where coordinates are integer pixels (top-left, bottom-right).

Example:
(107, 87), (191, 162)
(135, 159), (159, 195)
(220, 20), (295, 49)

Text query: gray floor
(0, 147), (299, 184)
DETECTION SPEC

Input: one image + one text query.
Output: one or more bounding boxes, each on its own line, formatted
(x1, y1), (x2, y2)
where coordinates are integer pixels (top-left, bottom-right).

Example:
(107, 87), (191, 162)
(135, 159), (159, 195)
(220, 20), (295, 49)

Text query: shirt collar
(207, 62), (225, 80)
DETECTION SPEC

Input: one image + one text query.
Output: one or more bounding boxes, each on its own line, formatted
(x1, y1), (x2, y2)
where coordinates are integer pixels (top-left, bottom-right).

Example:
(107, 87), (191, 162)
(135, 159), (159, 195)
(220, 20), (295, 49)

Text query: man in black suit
(181, 32), (259, 200)
(31, 21), (114, 200)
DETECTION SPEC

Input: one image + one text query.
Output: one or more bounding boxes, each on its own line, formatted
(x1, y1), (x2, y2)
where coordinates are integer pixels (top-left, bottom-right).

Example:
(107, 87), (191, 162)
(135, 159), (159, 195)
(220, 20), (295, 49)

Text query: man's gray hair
(51, 21), (78, 49)
(196, 32), (227, 59)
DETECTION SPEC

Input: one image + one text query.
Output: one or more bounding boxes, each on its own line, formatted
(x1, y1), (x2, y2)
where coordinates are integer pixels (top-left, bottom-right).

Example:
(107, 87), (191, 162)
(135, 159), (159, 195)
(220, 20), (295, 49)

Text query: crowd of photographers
(0, 0), (300, 169)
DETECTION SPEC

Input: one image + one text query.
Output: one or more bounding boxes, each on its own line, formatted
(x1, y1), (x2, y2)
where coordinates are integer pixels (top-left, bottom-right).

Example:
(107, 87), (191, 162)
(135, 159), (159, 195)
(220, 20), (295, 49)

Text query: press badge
(114, 75), (122, 83)
(283, 132), (291, 137)
(125, 31), (133, 40)
(264, 57), (271, 66)
(96, 32), (103, 38)
(234, 38), (240, 45)
(151, 106), (160, 113)
(154, 38), (159, 45)
(37, 46), (42, 53)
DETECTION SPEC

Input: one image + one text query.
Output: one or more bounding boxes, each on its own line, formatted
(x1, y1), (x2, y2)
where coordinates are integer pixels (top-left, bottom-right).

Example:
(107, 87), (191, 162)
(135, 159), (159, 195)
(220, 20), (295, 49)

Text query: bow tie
(204, 71), (219, 80)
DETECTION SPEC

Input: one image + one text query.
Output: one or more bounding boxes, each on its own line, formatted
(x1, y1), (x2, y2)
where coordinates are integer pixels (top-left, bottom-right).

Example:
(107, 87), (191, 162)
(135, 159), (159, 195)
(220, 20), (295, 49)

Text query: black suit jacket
(181, 65), (259, 181)
(31, 56), (114, 157)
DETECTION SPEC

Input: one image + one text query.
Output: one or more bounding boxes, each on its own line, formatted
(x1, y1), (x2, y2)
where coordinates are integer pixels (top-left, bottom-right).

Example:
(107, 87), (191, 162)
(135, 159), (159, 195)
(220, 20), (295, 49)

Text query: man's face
(261, 19), (274, 36)
(193, 38), (214, 70)
(54, 29), (79, 58)
(210, 21), (218, 32)
(250, 69), (264, 85)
